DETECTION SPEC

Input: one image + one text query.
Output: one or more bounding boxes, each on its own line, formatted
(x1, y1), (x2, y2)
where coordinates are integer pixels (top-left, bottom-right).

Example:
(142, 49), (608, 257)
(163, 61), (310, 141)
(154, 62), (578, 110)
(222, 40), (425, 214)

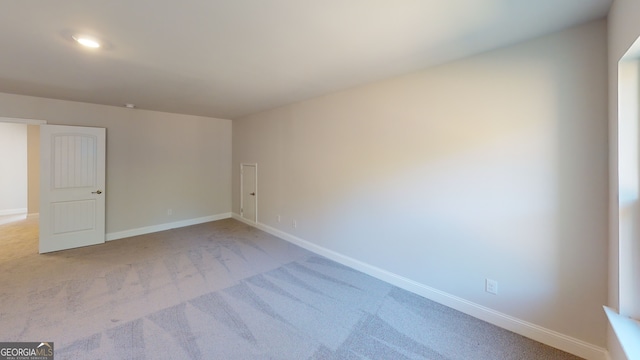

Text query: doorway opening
(0, 118), (43, 254)
(0, 122), (27, 224)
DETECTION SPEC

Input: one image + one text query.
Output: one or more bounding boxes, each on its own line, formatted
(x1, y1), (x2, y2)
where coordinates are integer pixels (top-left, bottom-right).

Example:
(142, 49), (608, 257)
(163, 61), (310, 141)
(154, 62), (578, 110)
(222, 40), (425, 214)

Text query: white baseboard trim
(106, 212), (232, 241)
(27, 213), (39, 219)
(232, 213), (608, 360)
(0, 208), (27, 216)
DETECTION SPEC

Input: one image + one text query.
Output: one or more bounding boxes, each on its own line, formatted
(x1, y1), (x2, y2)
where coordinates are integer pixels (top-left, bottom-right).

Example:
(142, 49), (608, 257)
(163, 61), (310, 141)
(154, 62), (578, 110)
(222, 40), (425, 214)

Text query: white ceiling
(0, 0), (611, 119)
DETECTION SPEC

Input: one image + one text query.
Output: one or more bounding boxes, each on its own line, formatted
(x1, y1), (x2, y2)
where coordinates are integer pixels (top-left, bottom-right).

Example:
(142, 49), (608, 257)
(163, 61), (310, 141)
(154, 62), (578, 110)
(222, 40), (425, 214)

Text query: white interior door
(241, 163), (257, 223)
(39, 125), (106, 253)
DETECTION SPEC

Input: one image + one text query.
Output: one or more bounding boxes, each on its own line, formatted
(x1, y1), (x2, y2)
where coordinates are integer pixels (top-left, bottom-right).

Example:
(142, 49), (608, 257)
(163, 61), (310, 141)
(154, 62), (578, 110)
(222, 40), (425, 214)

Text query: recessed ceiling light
(72, 35), (101, 48)
(125, 103), (135, 109)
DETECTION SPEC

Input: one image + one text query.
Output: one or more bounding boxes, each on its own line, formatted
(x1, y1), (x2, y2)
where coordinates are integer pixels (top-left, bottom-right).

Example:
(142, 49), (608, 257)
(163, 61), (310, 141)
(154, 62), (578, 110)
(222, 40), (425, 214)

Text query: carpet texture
(0, 217), (583, 359)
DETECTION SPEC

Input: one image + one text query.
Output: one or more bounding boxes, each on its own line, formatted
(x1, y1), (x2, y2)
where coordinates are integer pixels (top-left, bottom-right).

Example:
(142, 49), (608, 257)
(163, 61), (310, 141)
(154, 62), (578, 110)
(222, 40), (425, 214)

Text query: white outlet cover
(486, 279), (498, 295)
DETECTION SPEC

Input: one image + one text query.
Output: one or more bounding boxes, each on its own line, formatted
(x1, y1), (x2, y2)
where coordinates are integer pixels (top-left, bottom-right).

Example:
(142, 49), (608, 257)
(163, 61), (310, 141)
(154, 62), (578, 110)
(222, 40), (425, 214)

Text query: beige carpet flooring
(0, 216), (583, 359)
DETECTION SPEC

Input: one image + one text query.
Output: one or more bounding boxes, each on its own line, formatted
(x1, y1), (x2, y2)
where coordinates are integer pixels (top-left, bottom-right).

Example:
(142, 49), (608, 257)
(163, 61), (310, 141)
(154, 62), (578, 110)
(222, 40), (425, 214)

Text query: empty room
(0, 1), (638, 359)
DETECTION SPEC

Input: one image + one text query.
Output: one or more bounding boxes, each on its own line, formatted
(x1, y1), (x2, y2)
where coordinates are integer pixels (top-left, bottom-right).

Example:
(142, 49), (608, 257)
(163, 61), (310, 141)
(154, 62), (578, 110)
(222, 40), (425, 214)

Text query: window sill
(604, 306), (640, 360)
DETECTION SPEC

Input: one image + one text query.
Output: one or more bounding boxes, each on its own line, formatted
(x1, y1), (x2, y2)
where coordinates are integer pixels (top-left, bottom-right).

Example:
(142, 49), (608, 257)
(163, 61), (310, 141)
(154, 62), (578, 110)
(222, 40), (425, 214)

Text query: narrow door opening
(240, 163), (257, 223)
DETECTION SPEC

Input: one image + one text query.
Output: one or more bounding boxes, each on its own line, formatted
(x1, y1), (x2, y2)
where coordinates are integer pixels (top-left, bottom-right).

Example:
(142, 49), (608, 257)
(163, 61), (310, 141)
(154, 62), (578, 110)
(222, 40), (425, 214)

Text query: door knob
(250, 192), (255, 196)
(92, 190), (103, 194)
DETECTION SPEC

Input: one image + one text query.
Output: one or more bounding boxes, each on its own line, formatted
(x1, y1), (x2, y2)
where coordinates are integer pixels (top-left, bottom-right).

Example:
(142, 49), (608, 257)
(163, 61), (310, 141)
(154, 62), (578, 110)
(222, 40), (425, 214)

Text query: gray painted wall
(0, 95), (232, 234)
(233, 20), (608, 347)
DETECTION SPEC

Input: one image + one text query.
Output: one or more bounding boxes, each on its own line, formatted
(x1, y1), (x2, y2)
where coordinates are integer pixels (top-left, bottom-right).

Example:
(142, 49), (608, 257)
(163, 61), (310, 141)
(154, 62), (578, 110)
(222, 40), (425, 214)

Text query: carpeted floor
(0, 216), (583, 359)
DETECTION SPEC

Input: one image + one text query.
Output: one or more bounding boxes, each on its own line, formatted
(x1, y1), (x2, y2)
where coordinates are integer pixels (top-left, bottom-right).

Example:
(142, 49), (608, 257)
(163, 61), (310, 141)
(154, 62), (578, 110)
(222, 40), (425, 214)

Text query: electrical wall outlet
(292, 220), (297, 228)
(167, 209), (173, 216)
(486, 278), (498, 295)
(277, 215), (281, 223)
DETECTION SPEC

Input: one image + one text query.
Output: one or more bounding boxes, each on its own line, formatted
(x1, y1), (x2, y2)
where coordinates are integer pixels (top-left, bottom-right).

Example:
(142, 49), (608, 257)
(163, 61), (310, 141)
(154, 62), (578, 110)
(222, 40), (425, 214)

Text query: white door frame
(240, 163), (257, 223)
(0, 117), (47, 126)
